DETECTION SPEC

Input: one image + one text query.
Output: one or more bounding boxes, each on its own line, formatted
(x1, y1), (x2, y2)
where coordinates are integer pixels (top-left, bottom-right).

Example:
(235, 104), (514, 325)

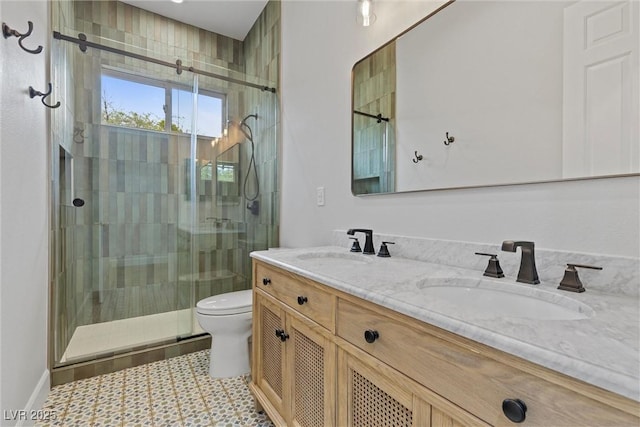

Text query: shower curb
(50, 334), (211, 386)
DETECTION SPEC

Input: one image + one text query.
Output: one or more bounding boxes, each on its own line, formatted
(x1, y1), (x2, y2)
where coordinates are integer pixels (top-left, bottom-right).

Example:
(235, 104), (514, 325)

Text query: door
(253, 292), (287, 417)
(338, 349), (418, 427)
(563, 0), (639, 178)
(287, 315), (336, 427)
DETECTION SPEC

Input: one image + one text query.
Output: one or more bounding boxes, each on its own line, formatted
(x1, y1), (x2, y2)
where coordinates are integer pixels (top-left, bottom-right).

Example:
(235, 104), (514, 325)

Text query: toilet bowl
(196, 289), (253, 378)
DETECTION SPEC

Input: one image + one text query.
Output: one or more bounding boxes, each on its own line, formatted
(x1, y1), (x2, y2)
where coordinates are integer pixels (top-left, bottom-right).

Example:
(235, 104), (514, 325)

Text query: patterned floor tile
(38, 350), (273, 427)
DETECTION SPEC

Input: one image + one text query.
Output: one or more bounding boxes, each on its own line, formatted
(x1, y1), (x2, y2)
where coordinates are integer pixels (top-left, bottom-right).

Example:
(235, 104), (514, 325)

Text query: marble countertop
(251, 246), (640, 402)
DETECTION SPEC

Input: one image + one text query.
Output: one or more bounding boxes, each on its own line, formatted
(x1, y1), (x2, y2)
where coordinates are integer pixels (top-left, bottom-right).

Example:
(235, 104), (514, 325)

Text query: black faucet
(501, 240), (540, 284)
(347, 229), (375, 254)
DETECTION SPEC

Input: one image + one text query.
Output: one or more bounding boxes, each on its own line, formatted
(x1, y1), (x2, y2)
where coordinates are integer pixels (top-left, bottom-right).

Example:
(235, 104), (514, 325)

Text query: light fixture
(171, 0), (184, 4)
(357, 0), (376, 27)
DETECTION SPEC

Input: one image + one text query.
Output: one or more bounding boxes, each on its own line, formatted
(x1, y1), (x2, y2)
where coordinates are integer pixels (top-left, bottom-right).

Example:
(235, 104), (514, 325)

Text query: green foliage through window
(101, 72), (223, 137)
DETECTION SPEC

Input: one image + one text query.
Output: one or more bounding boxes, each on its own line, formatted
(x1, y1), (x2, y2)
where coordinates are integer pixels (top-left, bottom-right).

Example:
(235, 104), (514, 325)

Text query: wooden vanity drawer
(255, 262), (335, 331)
(336, 297), (639, 426)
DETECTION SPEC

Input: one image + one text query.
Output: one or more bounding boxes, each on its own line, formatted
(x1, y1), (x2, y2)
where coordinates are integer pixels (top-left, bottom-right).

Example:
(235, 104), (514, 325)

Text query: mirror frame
(351, 0), (639, 196)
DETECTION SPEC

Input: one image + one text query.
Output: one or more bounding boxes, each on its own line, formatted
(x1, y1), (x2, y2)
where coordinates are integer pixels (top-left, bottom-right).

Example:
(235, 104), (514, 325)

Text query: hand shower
(239, 114), (260, 214)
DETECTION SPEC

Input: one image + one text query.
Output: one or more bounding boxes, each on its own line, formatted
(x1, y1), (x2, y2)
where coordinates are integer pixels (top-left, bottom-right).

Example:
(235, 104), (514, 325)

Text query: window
(216, 163), (236, 183)
(101, 70), (224, 137)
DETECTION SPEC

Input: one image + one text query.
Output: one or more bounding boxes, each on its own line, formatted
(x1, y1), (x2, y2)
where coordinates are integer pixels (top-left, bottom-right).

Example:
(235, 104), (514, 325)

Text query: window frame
(100, 68), (227, 137)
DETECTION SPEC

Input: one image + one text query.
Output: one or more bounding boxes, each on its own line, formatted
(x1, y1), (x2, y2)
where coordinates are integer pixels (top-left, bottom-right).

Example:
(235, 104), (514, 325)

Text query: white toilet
(196, 289), (253, 378)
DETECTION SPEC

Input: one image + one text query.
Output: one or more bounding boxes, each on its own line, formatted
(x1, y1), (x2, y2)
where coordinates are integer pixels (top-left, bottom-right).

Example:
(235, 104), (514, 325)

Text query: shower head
(225, 114), (258, 144)
(240, 113), (258, 126)
(236, 114), (258, 141)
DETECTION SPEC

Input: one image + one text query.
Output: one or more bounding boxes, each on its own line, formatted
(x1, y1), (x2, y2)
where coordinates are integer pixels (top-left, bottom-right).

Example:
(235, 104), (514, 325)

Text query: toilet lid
(196, 289), (253, 315)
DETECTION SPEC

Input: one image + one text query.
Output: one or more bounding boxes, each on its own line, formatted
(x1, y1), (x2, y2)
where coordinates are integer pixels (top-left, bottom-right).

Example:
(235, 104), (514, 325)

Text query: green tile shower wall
(51, 0), (281, 367)
(242, 0), (281, 266)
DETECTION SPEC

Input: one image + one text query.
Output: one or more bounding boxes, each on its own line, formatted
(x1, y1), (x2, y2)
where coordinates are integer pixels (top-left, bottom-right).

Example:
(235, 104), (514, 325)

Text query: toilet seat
(196, 289), (252, 315)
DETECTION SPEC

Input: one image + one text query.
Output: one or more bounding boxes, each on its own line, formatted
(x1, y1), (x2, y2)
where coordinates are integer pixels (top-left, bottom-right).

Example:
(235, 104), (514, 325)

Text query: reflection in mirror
(59, 145), (74, 206)
(352, 0), (639, 195)
(352, 42), (396, 194)
(216, 144), (241, 203)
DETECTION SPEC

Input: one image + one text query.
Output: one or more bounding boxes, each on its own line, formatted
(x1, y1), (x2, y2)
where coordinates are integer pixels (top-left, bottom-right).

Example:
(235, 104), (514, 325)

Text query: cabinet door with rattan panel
(337, 348), (486, 427)
(252, 292), (288, 424)
(286, 314), (336, 427)
(338, 348), (416, 427)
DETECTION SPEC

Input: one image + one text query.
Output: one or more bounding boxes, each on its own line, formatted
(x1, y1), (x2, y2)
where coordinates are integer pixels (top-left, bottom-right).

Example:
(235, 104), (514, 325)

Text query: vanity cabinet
(336, 298), (639, 426)
(337, 347), (488, 427)
(251, 264), (336, 427)
(250, 261), (640, 427)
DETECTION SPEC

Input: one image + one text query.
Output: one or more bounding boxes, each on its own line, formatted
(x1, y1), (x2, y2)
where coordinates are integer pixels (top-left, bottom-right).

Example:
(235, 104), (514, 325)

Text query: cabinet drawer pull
(297, 296), (308, 305)
(364, 330), (379, 343)
(262, 277), (271, 286)
(502, 398), (527, 423)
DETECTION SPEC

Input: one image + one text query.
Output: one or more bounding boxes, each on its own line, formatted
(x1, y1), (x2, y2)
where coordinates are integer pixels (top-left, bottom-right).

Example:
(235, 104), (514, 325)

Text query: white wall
(396, 1), (565, 190)
(280, 0), (640, 258)
(0, 1), (50, 424)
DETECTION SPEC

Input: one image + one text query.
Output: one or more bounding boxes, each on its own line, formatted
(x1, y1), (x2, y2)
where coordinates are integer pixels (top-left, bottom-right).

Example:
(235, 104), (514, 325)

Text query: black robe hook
(29, 83), (61, 109)
(412, 151), (423, 163)
(444, 132), (455, 146)
(2, 21), (43, 54)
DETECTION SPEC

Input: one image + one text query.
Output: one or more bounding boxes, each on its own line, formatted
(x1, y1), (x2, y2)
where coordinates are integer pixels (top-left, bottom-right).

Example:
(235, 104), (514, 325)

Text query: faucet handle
(558, 263), (602, 293)
(475, 252), (505, 278)
(377, 241), (395, 258)
(349, 237), (362, 253)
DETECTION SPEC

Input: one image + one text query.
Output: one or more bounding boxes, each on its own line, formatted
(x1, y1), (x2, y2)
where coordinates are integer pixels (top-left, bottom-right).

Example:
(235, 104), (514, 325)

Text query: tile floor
(37, 350), (273, 427)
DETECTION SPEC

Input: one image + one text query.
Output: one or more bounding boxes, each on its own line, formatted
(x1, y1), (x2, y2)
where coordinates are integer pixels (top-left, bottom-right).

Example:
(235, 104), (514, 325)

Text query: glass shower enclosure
(49, 5), (279, 368)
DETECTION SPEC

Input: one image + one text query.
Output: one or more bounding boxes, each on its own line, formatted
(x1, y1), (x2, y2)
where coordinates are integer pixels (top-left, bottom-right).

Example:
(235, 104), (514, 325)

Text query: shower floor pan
(59, 309), (204, 364)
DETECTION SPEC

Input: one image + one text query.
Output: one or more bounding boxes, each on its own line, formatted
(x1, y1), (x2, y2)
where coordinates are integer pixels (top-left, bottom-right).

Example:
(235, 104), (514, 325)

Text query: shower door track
(53, 31), (277, 93)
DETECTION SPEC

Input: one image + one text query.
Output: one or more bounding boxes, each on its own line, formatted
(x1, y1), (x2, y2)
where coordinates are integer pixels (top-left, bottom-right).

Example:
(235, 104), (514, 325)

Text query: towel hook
(29, 83), (61, 109)
(2, 21), (43, 54)
(412, 151), (423, 163)
(444, 132), (456, 145)
(444, 132), (455, 146)
(73, 127), (85, 143)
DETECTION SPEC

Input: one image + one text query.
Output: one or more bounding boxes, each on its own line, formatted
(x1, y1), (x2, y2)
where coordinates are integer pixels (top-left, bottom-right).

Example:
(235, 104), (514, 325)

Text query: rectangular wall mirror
(352, 0), (639, 195)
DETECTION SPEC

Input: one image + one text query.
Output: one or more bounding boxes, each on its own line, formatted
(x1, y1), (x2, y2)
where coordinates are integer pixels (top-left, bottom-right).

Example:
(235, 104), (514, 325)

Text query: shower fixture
(237, 114), (260, 215)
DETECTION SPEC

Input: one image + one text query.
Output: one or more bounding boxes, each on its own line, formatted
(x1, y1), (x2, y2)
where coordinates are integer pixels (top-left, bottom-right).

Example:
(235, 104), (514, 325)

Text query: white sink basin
(415, 277), (594, 320)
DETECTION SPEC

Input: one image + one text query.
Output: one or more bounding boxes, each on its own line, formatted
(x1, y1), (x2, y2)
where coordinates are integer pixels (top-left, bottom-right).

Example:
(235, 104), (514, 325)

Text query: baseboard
(15, 369), (50, 427)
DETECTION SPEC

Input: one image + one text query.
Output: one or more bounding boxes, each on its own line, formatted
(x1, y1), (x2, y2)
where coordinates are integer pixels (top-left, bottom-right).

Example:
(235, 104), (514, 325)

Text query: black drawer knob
(502, 398), (527, 423)
(297, 296), (308, 305)
(262, 277), (271, 286)
(364, 330), (379, 343)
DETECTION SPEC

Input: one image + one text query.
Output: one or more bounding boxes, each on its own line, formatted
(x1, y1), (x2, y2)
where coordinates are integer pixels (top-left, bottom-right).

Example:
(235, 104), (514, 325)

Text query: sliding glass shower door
(50, 27), (279, 367)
